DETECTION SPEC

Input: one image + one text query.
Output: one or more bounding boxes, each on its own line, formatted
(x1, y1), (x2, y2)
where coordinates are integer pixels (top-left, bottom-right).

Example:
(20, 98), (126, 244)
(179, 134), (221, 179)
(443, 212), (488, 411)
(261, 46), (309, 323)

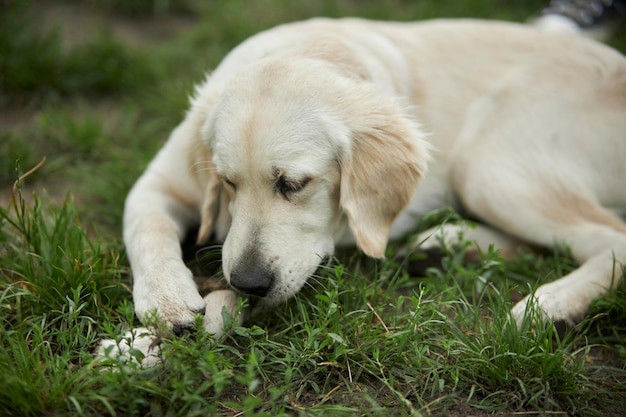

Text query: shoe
(533, 0), (626, 40)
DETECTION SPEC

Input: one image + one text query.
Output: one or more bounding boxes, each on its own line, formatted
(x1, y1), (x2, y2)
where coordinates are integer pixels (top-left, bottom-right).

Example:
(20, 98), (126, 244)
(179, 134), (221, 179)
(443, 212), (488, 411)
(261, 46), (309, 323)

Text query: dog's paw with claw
(511, 282), (586, 329)
(96, 290), (244, 368)
(133, 265), (207, 332)
(96, 327), (162, 368)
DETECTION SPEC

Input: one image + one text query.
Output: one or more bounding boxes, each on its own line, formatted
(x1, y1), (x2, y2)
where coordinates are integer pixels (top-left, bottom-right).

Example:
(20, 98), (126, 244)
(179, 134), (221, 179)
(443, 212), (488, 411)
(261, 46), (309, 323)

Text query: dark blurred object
(539, 0), (625, 29)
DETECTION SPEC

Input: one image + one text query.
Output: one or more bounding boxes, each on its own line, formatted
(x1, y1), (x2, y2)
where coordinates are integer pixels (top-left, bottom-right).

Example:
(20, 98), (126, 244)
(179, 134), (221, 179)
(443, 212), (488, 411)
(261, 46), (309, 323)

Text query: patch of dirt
(587, 345), (626, 369)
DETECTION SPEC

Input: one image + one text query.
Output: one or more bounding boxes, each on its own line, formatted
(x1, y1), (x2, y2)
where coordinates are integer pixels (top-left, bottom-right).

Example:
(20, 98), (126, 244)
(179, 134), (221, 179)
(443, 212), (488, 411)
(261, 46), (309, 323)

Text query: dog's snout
(230, 264), (274, 297)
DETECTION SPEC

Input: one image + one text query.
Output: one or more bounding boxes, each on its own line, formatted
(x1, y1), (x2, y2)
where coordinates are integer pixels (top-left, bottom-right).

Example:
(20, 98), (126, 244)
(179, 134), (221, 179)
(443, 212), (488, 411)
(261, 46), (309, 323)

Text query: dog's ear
(197, 176), (222, 245)
(194, 151), (232, 245)
(197, 180), (232, 244)
(189, 81), (231, 245)
(186, 135), (221, 245)
(339, 101), (430, 258)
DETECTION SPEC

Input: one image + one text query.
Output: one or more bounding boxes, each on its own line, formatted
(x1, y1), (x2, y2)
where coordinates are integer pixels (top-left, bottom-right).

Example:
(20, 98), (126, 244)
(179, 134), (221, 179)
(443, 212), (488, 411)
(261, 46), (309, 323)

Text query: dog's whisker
(195, 249), (222, 258)
(191, 166), (219, 175)
(194, 261), (223, 271)
(195, 245), (223, 255)
(189, 160), (220, 175)
(305, 275), (325, 290)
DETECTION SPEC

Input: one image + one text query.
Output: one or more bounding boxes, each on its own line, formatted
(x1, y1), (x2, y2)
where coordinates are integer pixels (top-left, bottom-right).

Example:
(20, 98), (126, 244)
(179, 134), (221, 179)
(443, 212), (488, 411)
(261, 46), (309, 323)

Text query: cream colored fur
(122, 18), (626, 345)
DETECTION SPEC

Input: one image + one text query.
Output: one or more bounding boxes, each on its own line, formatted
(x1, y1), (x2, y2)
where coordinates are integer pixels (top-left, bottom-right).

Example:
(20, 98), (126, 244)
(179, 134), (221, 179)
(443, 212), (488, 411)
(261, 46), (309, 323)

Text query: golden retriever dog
(121, 17), (626, 343)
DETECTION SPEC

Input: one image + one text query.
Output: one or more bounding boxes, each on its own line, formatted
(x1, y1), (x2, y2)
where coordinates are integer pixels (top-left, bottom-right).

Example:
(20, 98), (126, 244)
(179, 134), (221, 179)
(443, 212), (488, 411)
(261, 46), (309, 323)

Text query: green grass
(1, 0), (626, 416)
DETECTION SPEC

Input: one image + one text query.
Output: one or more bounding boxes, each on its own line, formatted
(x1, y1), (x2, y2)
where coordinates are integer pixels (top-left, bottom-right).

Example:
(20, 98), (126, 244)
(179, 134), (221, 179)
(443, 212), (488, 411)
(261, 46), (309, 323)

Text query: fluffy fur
(123, 17), (626, 338)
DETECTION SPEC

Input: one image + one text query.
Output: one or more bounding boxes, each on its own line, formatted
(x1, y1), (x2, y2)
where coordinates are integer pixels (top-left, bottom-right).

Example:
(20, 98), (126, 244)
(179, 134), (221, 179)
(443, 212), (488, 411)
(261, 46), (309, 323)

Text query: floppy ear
(196, 174), (223, 245)
(339, 101), (430, 258)
(182, 132), (223, 245)
(196, 178), (232, 244)
(188, 80), (231, 245)
(193, 130), (233, 245)
(193, 143), (232, 244)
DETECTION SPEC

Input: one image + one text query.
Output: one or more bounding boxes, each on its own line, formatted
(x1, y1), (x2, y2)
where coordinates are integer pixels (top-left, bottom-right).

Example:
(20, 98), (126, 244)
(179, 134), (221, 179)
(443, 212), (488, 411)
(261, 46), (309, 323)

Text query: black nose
(229, 263), (274, 297)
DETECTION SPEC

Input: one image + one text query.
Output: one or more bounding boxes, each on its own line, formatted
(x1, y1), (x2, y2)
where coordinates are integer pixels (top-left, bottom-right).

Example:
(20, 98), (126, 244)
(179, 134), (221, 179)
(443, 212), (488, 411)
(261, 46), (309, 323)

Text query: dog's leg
(510, 222), (626, 327)
(417, 221), (625, 326)
(405, 222), (527, 276)
(454, 172), (626, 326)
(453, 163), (626, 325)
(96, 291), (244, 368)
(124, 119), (212, 332)
(415, 222), (525, 258)
(447, 75), (626, 326)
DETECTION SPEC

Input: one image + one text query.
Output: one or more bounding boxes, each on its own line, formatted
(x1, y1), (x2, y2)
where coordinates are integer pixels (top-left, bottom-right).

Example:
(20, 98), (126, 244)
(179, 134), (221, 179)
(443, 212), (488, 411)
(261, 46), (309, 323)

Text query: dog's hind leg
(405, 221), (528, 277)
(414, 222), (527, 259)
(454, 173), (626, 326)
(509, 213), (626, 327)
(446, 62), (626, 326)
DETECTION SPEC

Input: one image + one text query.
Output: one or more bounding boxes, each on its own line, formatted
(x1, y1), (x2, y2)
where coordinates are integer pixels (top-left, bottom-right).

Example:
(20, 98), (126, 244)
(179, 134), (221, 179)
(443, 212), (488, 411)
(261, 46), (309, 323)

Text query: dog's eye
(224, 178), (237, 190)
(277, 176), (310, 197)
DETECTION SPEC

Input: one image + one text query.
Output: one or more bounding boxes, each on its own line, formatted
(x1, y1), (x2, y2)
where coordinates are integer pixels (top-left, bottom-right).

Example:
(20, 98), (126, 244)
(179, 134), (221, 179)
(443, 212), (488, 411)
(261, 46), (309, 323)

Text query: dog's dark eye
(224, 178), (237, 190)
(277, 176), (310, 197)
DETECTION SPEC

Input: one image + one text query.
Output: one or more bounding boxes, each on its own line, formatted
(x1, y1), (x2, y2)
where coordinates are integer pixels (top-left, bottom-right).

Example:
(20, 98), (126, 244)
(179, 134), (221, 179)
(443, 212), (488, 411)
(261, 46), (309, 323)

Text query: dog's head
(195, 57), (430, 307)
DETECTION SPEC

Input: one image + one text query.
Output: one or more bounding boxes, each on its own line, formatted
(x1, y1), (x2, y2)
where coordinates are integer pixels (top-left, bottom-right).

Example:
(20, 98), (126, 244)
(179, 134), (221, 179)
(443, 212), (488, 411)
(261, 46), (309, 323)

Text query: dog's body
(124, 18), (626, 335)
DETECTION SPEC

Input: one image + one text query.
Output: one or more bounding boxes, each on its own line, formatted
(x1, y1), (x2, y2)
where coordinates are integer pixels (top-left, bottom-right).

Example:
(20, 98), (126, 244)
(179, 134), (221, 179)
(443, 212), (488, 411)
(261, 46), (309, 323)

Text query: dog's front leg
(123, 121), (212, 332)
(124, 170), (207, 332)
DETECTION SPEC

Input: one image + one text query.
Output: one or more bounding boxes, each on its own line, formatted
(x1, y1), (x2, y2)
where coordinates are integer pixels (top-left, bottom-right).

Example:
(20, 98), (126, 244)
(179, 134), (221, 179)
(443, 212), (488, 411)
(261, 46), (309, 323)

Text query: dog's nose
(229, 264), (274, 297)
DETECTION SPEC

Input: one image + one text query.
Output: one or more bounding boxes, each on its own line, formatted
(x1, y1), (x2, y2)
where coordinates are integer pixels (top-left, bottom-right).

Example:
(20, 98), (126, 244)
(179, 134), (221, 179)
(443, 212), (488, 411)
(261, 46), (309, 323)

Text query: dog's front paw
(133, 265), (207, 332)
(96, 327), (162, 368)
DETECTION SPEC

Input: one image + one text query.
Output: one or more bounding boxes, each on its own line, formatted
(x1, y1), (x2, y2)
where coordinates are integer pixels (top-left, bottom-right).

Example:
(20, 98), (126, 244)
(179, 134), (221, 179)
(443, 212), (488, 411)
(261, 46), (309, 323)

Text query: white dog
(122, 17), (626, 342)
